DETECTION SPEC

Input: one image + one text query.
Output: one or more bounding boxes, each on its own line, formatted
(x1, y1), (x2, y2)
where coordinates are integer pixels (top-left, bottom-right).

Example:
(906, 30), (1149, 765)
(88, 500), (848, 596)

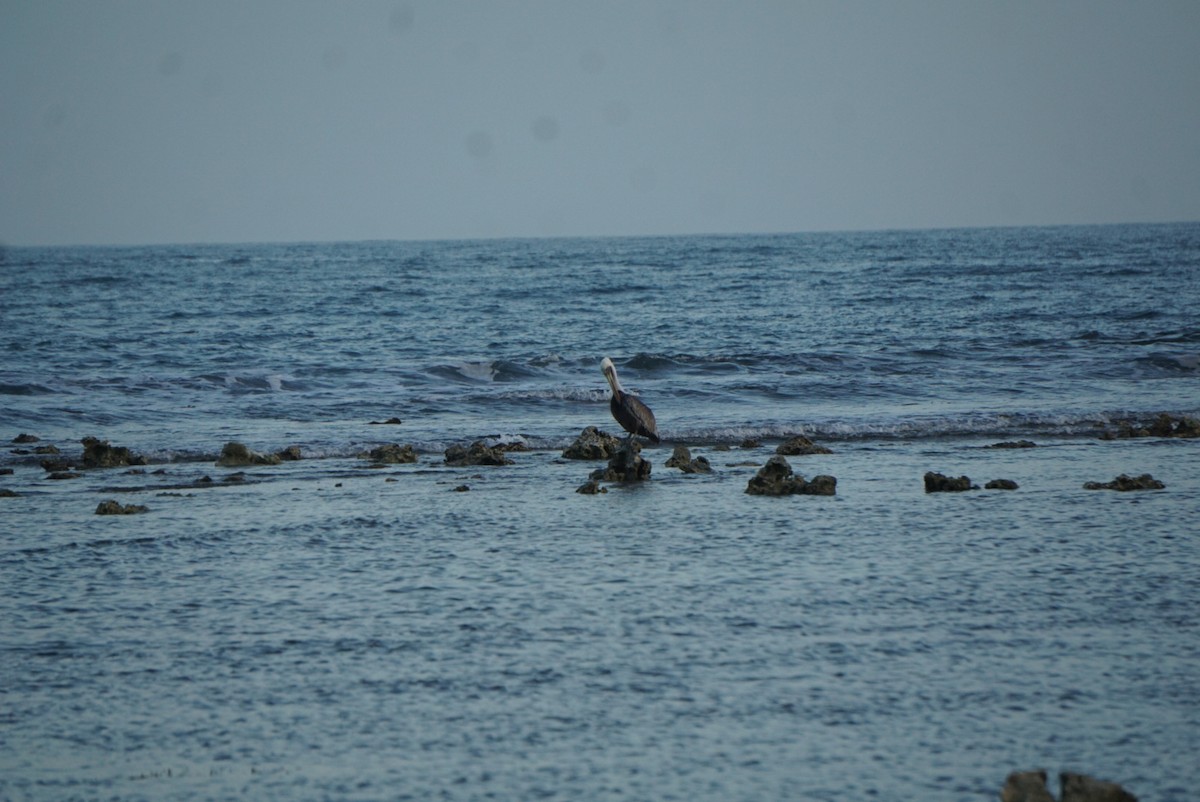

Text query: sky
(2, 1), (1199, 246)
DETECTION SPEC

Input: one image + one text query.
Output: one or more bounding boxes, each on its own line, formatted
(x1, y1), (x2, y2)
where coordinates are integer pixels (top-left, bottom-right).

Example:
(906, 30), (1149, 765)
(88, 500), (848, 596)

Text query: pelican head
(600, 356), (622, 395)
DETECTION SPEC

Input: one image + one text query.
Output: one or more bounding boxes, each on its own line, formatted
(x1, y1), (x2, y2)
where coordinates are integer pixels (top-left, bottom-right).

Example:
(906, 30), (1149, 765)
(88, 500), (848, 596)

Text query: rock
(745, 455), (836, 496)
(48, 471), (83, 480)
(444, 441), (513, 467)
(924, 471), (978, 492)
(12, 433), (40, 444)
(985, 479), (1020, 490)
(740, 438), (761, 449)
(453, 484), (470, 492)
(41, 457), (74, 472)
(1083, 473), (1165, 491)
(95, 500), (149, 515)
(1101, 412), (1200, 440)
(34, 444), (60, 454)
(1060, 772), (1138, 802)
(82, 436), (147, 468)
(360, 443), (418, 464)
(665, 445), (713, 474)
(562, 426), (622, 460)
(575, 479), (607, 494)
(368, 417), (404, 425)
(590, 440), (652, 482)
(989, 440), (1037, 449)
(776, 435), (833, 456)
(1002, 770), (1055, 802)
(216, 441), (281, 467)
(0, 488), (19, 498)
(276, 445), (303, 461)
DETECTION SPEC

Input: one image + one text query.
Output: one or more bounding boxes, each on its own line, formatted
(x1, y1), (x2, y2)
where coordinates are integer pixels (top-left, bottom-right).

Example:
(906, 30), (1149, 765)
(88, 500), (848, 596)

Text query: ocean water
(1, 224), (1199, 800)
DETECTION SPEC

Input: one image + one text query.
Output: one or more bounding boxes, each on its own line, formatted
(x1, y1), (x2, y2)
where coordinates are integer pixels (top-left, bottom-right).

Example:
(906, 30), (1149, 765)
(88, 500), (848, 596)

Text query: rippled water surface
(2, 225), (1199, 800)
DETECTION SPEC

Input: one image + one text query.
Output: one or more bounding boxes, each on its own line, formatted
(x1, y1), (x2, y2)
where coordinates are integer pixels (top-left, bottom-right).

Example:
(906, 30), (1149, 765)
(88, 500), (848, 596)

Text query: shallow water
(2, 225), (1199, 800)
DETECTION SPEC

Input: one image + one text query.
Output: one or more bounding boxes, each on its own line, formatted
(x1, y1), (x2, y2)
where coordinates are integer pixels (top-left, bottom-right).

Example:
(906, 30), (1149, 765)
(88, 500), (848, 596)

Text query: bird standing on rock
(601, 357), (659, 444)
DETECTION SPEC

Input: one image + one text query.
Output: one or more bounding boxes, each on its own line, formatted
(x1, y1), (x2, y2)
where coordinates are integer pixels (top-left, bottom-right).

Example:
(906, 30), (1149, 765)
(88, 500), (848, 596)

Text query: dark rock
(195, 476), (214, 485)
(740, 438), (761, 449)
(223, 472), (247, 483)
(276, 445), (303, 461)
(665, 445), (712, 474)
(989, 440), (1037, 449)
(82, 436), (147, 468)
(1101, 412), (1200, 440)
(41, 457), (74, 472)
(776, 435), (833, 456)
(95, 500), (149, 515)
(712, 444), (732, 452)
(368, 417), (404, 425)
(34, 444), (60, 454)
(562, 426), (622, 460)
(1083, 473), (1165, 491)
(985, 479), (1020, 490)
(575, 479), (607, 494)
(746, 455), (836, 496)
(1060, 772), (1138, 802)
(924, 471), (978, 492)
(453, 484), (470, 492)
(12, 433), (40, 444)
(360, 443), (417, 464)
(216, 441), (281, 467)
(48, 471), (83, 480)
(444, 441), (513, 467)
(0, 488), (19, 498)
(1001, 770), (1054, 802)
(11, 449), (31, 455)
(0, 467), (12, 475)
(590, 440), (652, 482)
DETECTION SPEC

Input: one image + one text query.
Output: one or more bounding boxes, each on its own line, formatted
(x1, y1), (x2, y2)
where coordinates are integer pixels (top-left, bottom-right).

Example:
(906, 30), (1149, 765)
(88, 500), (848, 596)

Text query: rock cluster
(95, 500), (149, 515)
(776, 435), (833, 456)
(361, 443), (418, 464)
(562, 426), (621, 460)
(745, 455), (836, 496)
(1083, 473), (1165, 491)
(665, 445), (712, 474)
(216, 441), (282, 467)
(444, 441), (513, 467)
(1001, 770), (1137, 802)
(590, 440), (652, 482)
(82, 436), (147, 468)
(1100, 412), (1200, 439)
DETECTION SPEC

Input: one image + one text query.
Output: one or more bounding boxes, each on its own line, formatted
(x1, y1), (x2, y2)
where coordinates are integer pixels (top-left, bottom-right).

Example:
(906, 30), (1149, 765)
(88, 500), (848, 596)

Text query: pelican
(601, 357), (659, 444)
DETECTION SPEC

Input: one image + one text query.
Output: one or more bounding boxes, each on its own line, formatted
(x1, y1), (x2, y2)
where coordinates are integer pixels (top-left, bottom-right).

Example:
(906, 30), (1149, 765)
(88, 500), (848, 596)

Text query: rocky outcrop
(215, 441), (282, 467)
(444, 441), (513, 467)
(665, 445), (712, 474)
(95, 500), (149, 515)
(82, 437), (147, 468)
(590, 440), (652, 482)
(776, 435), (833, 456)
(562, 426), (622, 460)
(986, 478), (1020, 490)
(1060, 772), (1138, 802)
(1100, 412), (1200, 440)
(924, 472), (978, 492)
(1083, 473), (1165, 491)
(1002, 770), (1055, 802)
(360, 443), (418, 464)
(745, 455), (836, 496)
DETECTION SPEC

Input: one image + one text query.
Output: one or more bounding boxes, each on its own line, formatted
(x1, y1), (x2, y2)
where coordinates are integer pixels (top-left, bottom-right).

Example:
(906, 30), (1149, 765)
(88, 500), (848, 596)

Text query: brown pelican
(601, 357), (659, 444)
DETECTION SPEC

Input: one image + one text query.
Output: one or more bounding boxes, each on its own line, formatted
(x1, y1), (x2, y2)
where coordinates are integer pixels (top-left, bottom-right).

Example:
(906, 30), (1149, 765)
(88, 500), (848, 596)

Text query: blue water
(2, 224), (1199, 800)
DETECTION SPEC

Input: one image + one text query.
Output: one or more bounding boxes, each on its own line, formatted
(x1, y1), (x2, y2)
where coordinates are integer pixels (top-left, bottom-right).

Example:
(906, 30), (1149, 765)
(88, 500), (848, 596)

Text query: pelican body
(601, 357), (659, 444)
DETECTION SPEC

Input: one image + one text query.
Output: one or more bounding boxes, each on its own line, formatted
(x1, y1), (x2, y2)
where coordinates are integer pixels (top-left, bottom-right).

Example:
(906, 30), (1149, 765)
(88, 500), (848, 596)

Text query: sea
(1, 223), (1198, 801)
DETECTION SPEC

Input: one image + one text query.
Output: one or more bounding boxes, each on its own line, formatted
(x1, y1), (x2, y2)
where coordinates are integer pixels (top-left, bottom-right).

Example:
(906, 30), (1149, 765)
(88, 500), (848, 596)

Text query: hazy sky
(3, 1), (1198, 246)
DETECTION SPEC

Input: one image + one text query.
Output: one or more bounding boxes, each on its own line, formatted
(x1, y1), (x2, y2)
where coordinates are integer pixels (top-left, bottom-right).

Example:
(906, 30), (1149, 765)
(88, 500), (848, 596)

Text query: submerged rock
(988, 440), (1037, 449)
(745, 455), (836, 496)
(776, 435), (833, 456)
(1083, 473), (1165, 491)
(444, 441), (513, 467)
(575, 479), (607, 494)
(1002, 770), (1055, 802)
(360, 443), (418, 464)
(216, 441), (282, 467)
(1060, 772), (1138, 802)
(1101, 412), (1200, 440)
(82, 436), (147, 468)
(590, 440), (652, 482)
(48, 471), (83, 480)
(0, 488), (19, 498)
(562, 426), (622, 460)
(924, 472), (978, 492)
(95, 500), (149, 515)
(985, 478), (1020, 490)
(665, 445), (713, 474)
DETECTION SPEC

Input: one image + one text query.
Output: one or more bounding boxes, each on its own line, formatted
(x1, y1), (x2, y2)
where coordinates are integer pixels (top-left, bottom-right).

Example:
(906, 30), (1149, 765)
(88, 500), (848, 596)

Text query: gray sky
(3, 1), (1198, 246)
